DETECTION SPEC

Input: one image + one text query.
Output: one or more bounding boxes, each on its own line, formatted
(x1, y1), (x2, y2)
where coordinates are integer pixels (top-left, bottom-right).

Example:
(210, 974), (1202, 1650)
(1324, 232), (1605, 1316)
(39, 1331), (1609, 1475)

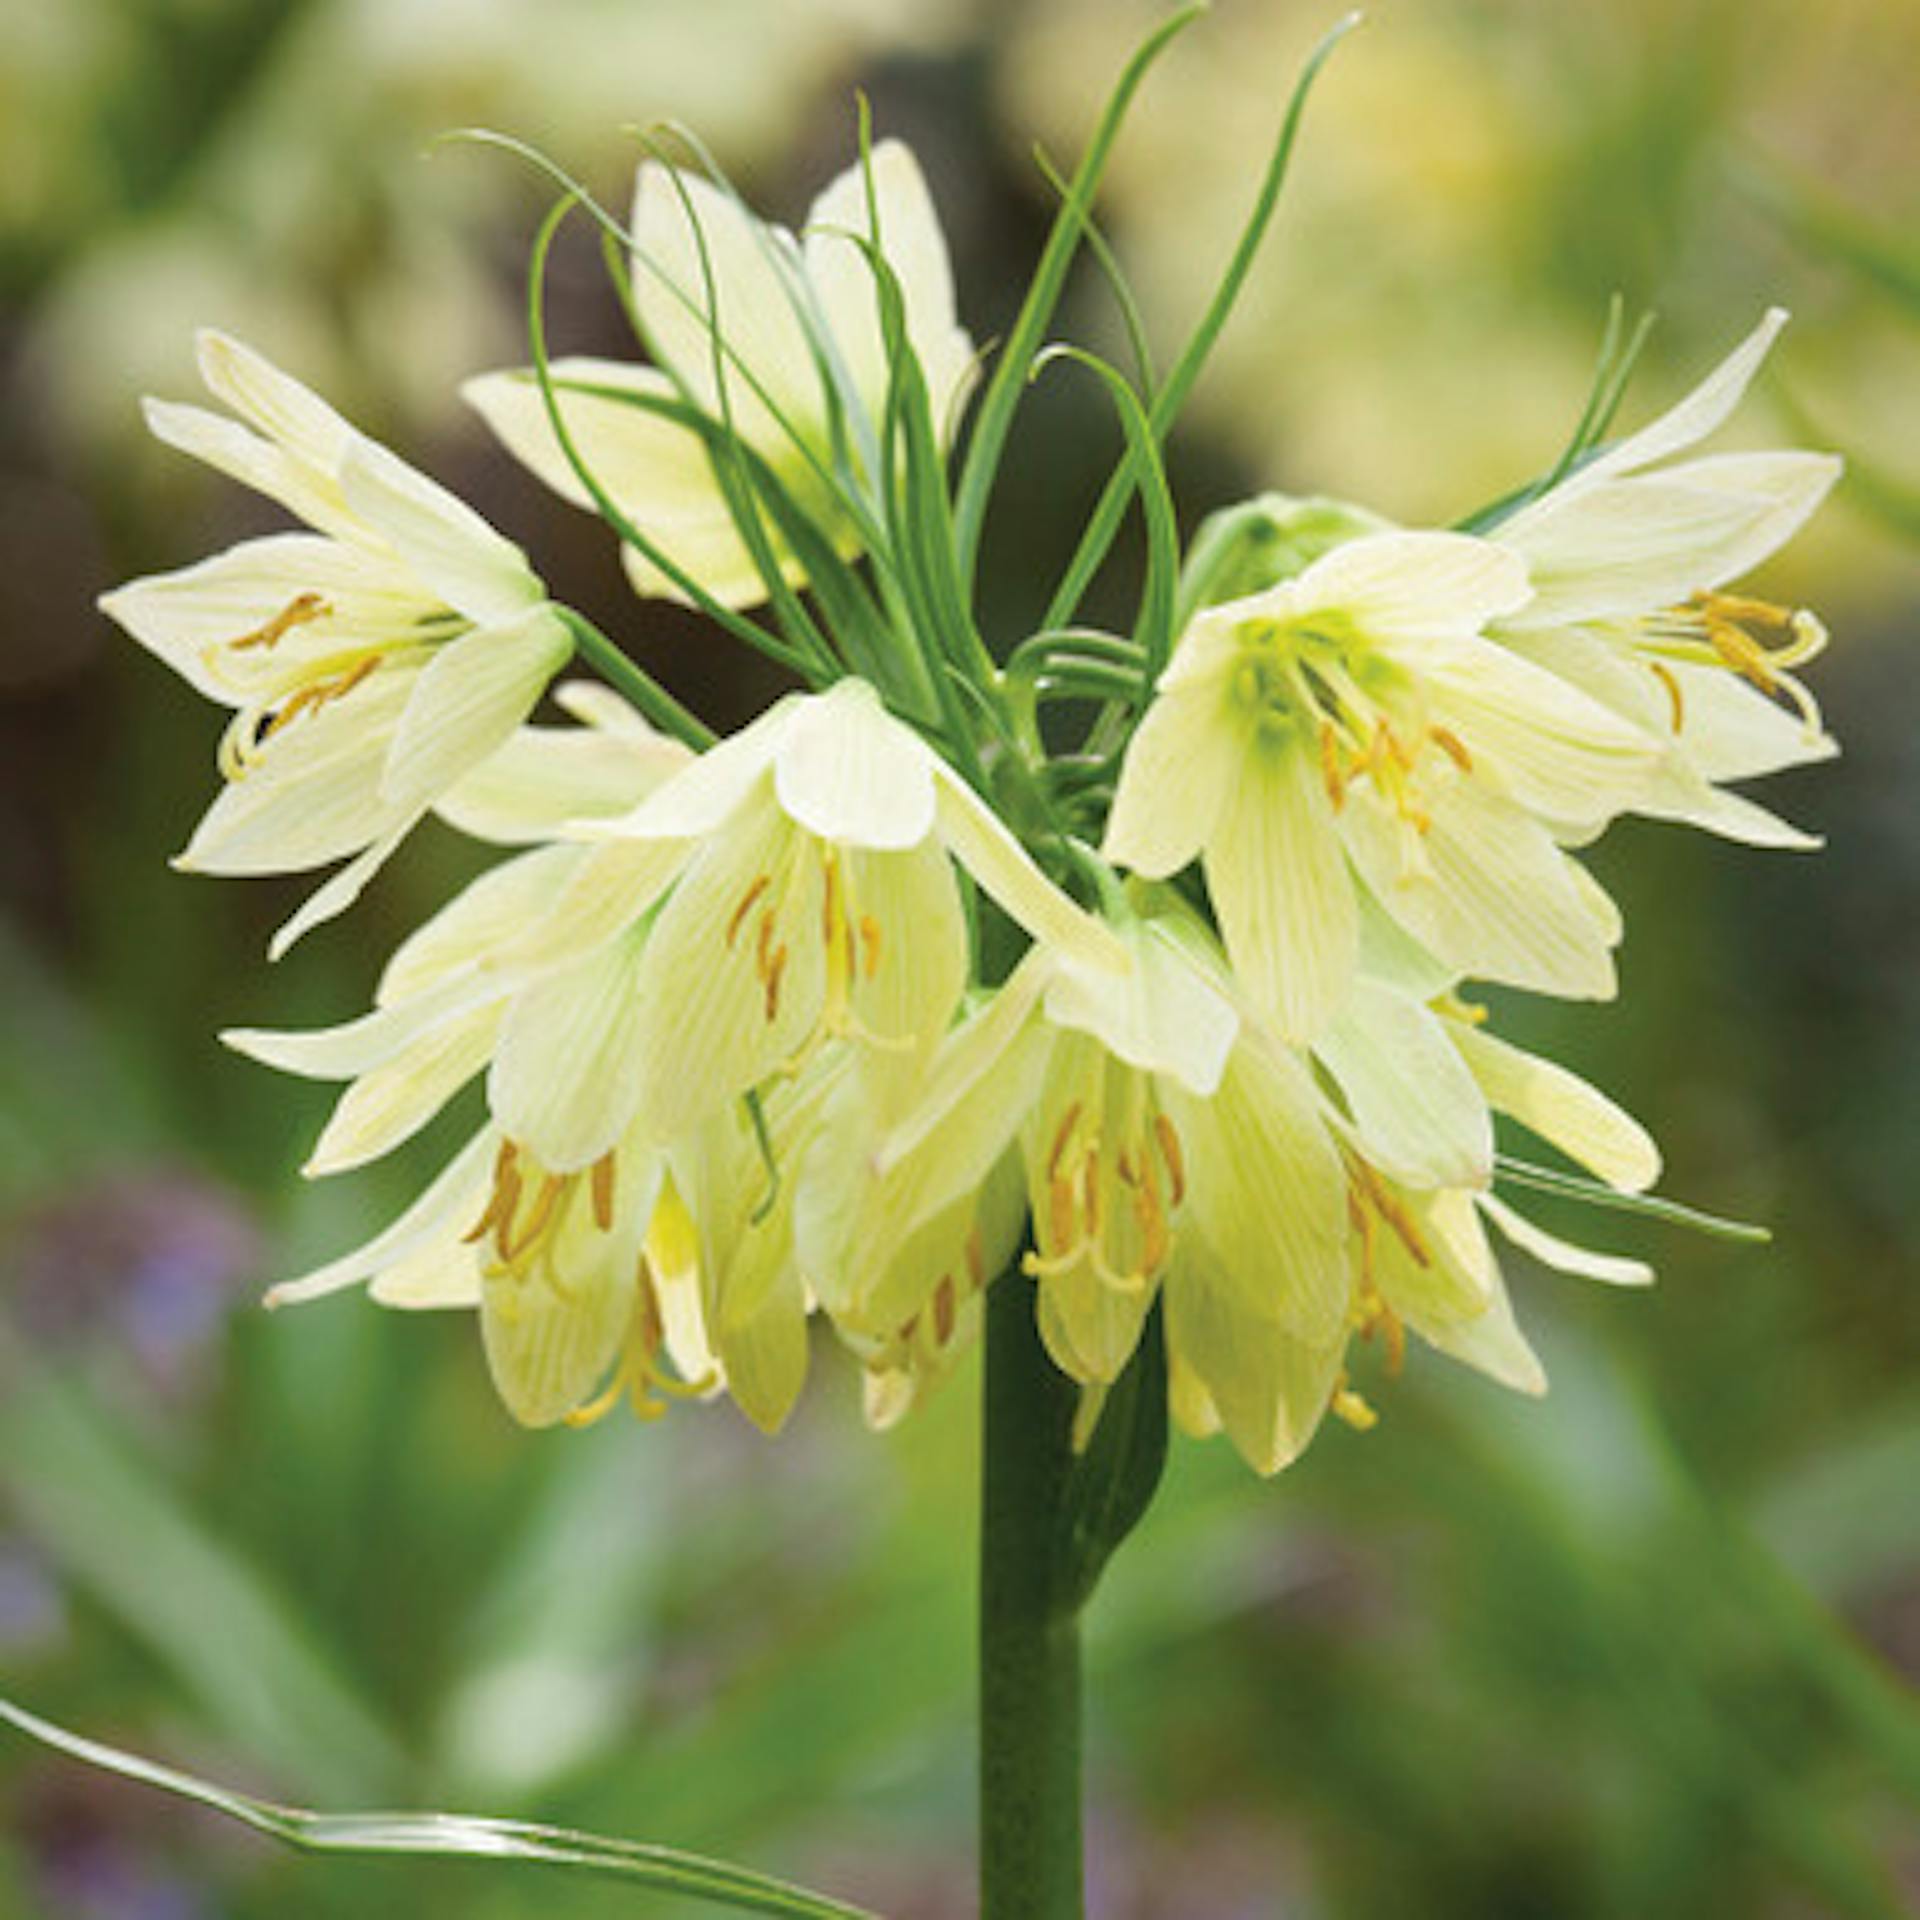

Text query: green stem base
(978, 1273), (1084, 1920)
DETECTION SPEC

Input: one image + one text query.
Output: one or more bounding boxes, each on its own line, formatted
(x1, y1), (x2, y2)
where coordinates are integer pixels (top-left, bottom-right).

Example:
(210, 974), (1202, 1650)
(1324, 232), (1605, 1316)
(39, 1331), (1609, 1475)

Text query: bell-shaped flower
(262, 1116), (719, 1432)
(1103, 530), (1657, 1040)
(1490, 309), (1842, 848)
(1319, 985), (1664, 1424)
(464, 140), (975, 609)
(550, 675), (1126, 1144)
(859, 900), (1353, 1474)
(98, 332), (572, 954)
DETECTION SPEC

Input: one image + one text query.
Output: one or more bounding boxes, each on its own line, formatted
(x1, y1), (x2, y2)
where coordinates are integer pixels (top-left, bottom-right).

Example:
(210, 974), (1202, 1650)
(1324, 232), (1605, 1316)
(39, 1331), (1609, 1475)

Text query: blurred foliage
(2, 1), (1918, 1916)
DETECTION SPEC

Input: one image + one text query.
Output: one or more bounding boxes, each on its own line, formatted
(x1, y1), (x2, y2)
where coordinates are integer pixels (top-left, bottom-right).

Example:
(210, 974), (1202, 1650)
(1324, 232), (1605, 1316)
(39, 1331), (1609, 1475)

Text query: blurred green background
(3, 0), (1918, 1915)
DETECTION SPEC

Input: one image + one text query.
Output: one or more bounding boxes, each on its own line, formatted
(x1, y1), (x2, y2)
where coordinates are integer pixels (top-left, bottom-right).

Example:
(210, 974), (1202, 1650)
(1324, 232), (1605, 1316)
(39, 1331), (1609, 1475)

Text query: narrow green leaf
(1041, 12), (1361, 632)
(953, 3), (1209, 591)
(1054, 1305), (1169, 1613)
(1493, 1154), (1772, 1243)
(0, 1698), (878, 1920)
(0, 1366), (405, 1803)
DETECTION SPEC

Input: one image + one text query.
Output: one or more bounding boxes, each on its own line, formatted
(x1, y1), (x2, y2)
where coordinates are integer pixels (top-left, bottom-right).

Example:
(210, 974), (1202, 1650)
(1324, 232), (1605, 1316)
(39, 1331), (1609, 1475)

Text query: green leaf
(952, 3), (1208, 592)
(1054, 1304), (1169, 1613)
(0, 1364), (406, 1803)
(0, 1696), (879, 1920)
(1492, 1154), (1771, 1243)
(1041, 12), (1361, 633)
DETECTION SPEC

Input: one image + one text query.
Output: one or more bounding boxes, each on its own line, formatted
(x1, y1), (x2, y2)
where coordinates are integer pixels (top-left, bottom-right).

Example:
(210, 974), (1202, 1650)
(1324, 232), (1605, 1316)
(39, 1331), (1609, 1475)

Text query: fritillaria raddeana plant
(32, 11), (1847, 1918)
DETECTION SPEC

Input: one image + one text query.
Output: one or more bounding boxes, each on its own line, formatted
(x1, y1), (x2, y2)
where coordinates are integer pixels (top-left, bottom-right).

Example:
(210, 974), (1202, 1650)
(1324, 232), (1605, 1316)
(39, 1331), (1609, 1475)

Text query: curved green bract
(0, 1697), (878, 1920)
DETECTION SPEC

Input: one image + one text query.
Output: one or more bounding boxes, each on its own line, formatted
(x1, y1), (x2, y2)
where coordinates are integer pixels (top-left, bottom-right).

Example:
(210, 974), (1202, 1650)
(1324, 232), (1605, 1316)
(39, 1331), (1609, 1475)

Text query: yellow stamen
(232, 592), (330, 652)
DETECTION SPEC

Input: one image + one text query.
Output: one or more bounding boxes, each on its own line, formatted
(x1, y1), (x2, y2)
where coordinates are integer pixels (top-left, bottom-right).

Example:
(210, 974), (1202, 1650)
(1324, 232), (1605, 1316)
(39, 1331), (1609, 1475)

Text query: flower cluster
(103, 124), (1838, 1475)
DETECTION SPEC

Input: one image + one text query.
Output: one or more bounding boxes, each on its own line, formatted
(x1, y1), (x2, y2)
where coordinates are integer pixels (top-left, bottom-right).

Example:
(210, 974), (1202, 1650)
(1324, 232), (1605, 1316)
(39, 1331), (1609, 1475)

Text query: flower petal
(306, 1009), (504, 1176)
(802, 140), (975, 437)
(339, 436), (544, 626)
(631, 163), (821, 443)
(1161, 1025), (1349, 1347)
(1575, 307), (1787, 486)
(772, 679), (937, 849)
(1101, 680), (1233, 879)
(1481, 1194), (1653, 1287)
(1207, 739), (1357, 1042)
(436, 717), (694, 845)
(264, 1130), (495, 1307)
(932, 770), (1129, 973)
(488, 928), (654, 1172)
(379, 845), (583, 1004)
(380, 608), (570, 815)
(1291, 529), (1533, 643)
(1041, 917), (1239, 1097)
(1316, 979), (1492, 1189)
(1451, 1023), (1660, 1192)
(1164, 1245), (1344, 1475)
(1342, 778), (1618, 1002)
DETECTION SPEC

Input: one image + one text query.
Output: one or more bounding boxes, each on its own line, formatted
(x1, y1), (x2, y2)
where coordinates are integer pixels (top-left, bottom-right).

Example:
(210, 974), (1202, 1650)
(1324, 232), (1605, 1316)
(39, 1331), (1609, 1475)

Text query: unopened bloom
(99, 333), (571, 953)
(1103, 531), (1655, 1040)
(1490, 309), (1842, 847)
(465, 141), (975, 608)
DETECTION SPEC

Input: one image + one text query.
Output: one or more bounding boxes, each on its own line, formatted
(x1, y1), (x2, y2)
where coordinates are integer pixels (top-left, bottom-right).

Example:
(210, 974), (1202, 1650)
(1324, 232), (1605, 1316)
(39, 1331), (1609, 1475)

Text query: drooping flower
(1488, 308), (1843, 847)
(222, 684), (693, 1180)
(547, 675), (1126, 1142)
(1102, 530), (1657, 1041)
(1312, 981), (1663, 1428)
(464, 140), (975, 608)
(845, 899), (1354, 1474)
(98, 332), (573, 954)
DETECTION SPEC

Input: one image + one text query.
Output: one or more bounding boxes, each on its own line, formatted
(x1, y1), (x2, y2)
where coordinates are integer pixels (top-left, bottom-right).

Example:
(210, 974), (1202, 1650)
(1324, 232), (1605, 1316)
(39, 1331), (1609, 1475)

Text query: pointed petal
(482, 1259), (633, 1430)
(436, 717), (694, 845)
(97, 534), (433, 705)
(1292, 529), (1533, 643)
(1481, 1195), (1653, 1287)
(1576, 308), (1788, 485)
(932, 771), (1128, 972)
(369, 1238), (483, 1310)
(176, 668), (416, 876)
(1164, 1244), (1343, 1475)
(1101, 681), (1232, 878)
(1342, 779), (1618, 1002)
(1208, 739), (1357, 1042)
(195, 330), (357, 477)
(490, 837), (690, 977)
(1316, 979), (1492, 1189)
(772, 679), (937, 849)
(1451, 1023), (1660, 1191)
(1162, 1025), (1349, 1346)
(802, 140), (974, 435)
(1418, 1276), (1548, 1396)
(224, 970), (501, 1080)
(267, 823), (416, 961)
(588, 698), (796, 840)
(488, 928), (653, 1172)
(1497, 479), (1788, 626)
(306, 1009), (503, 1175)
(264, 1130), (495, 1307)
(380, 608), (569, 814)
(631, 164), (820, 441)
(1424, 634), (1655, 830)
(378, 845), (583, 1003)
(1041, 917), (1239, 1096)
(339, 437), (543, 626)
(630, 804), (828, 1139)
(142, 397), (356, 540)
(464, 359), (789, 610)
(846, 841), (969, 1086)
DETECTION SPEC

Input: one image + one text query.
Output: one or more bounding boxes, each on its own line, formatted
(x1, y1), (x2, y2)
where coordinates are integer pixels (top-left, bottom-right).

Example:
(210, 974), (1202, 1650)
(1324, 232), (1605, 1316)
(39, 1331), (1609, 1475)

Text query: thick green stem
(978, 1272), (1084, 1920)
